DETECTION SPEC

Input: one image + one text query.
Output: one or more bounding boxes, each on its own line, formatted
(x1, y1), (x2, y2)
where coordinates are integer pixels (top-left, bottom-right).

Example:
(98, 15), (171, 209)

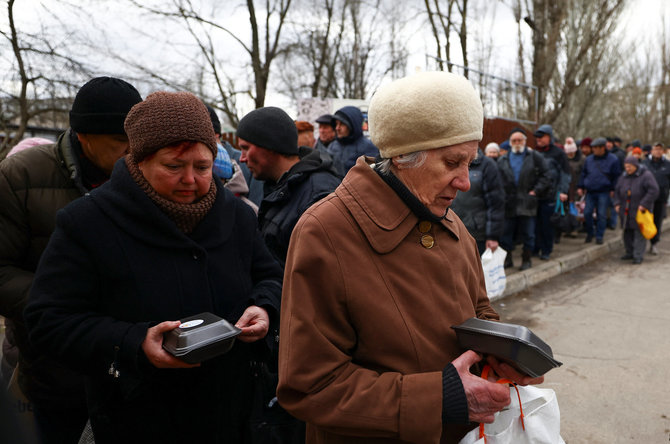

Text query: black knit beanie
(236, 107), (298, 155)
(69, 77), (142, 135)
(124, 91), (218, 162)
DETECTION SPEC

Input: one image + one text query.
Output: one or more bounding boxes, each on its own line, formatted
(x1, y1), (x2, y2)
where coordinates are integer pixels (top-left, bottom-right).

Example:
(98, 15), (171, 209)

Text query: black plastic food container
(452, 318), (562, 377)
(163, 312), (241, 364)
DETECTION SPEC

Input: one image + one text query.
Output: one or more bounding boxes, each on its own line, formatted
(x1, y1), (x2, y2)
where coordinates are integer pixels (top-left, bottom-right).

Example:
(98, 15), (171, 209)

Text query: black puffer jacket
(0, 129), (87, 409)
(259, 147), (341, 268)
(497, 148), (553, 217)
(25, 158), (283, 442)
(643, 156), (670, 203)
(450, 150), (504, 243)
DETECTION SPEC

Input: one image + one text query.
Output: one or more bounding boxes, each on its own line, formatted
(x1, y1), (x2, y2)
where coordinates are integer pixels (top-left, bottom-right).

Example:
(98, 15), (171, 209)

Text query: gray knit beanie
(125, 91), (218, 162)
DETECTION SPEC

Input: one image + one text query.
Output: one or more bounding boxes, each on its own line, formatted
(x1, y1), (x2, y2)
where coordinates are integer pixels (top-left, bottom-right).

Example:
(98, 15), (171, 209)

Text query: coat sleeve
(277, 213), (443, 444)
(481, 160), (505, 241)
(640, 171), (660, 210)
(532, 153), (552, 197)
(557, 151), (571, 194)
(24, 208), (149, 376)
(0, 165), (35, 320)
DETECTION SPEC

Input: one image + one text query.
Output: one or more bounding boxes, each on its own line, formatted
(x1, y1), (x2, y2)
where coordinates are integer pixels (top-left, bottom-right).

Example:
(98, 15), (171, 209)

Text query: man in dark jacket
(327, 106), (378, 177)
(237, 106), (341, 268)
(643, 142), (670, 254)
(577, 137), (622, 244)
(450, 148), (504, 255)
(533, 124), (571, 260)
(0, 77), (142, 443)
(498, 128), (553, 270)
(314, 113), (336, 155)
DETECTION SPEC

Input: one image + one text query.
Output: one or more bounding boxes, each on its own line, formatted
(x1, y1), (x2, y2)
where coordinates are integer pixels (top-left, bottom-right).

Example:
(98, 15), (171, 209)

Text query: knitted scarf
(126, 156), (217, 233)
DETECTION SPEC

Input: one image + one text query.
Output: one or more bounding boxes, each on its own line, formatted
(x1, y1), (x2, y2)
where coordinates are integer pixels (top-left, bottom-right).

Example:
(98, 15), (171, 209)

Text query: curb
(489, 220), (666, 302)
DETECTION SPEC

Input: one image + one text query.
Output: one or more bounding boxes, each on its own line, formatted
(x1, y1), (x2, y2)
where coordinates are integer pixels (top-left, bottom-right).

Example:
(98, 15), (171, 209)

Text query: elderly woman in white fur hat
(277, 72), (544, 444)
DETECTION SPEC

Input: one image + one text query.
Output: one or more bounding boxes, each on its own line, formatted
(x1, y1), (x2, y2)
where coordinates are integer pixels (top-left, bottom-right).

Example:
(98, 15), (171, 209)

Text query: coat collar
(89, 158), (236, 250)
(337, 157), (460, 254)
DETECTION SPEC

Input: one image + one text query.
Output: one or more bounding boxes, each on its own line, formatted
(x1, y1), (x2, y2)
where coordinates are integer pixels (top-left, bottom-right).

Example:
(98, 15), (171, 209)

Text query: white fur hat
(368, 71), (483, 158)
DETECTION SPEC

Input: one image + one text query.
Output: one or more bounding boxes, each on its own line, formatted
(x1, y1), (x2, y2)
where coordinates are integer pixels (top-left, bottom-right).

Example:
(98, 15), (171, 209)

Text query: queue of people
(0, 71), (668, 444)
(452, 125), (670, 271)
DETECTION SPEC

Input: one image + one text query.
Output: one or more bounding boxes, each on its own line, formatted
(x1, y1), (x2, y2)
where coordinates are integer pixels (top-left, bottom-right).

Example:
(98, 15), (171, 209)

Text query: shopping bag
(481, 248), (507, 299)
(459, 365), (565, 444)
(636, 209), (657, 240)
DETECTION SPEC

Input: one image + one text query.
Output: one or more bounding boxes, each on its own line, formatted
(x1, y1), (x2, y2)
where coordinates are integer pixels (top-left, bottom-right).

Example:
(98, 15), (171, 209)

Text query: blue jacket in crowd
(578, 152), (622, 193)
(327, 106), (378, 177)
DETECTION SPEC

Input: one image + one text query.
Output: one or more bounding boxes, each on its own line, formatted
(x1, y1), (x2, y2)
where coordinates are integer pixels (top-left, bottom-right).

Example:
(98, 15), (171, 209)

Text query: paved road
(492, 232), (670, 443)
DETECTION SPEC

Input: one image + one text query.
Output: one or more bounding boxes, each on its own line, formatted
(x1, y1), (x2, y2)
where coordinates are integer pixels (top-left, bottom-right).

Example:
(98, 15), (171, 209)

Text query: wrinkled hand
(486, 356), (544, 386)
(638, 205), (648, 212)
(452, 351), (511, 424)
(485, 240), (499, 252)
(559, 193), (568, 202)
(142, 321), (200, 369)
(235, 306), (269, 343)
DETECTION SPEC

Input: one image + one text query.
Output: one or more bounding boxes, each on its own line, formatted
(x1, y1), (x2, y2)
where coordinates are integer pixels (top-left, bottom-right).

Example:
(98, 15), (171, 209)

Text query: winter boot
(520, 249), (532, 271)
(504, 252), (514, 269)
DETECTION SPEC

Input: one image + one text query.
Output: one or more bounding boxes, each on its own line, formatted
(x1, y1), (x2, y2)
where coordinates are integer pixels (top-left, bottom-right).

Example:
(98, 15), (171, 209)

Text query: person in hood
(24, 91), (283, 442)
(613, 156), (659, 264)
(237, 107), (341, 268)
(0, 76), (142, 443)
(327, 105), (379, 176)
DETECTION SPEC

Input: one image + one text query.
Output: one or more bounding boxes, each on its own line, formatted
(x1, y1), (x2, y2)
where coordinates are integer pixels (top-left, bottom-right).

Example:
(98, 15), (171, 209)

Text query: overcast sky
(6, 0), (670, 118)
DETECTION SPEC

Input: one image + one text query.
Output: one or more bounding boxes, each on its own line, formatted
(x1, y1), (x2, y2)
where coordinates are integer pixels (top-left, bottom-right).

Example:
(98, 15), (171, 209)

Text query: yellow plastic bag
(636, 209), (657, 240)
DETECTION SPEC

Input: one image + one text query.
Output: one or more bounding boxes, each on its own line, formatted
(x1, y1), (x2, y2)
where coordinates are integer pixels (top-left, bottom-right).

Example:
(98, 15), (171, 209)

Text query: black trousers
(651, 199), (667, 245)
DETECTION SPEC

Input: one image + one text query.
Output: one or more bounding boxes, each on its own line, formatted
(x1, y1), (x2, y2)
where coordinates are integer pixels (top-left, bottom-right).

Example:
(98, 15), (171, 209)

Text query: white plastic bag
(459, 384), (565, 444)
(481, 247), (507, 299)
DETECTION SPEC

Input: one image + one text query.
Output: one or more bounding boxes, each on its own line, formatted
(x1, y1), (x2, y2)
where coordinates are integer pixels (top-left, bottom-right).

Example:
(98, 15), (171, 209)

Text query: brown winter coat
(277, 157), (499, 444)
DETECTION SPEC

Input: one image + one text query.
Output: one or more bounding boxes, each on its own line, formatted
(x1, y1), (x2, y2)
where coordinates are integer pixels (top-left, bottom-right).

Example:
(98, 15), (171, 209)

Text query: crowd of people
(453, 127), (669, 268)
(0, 71), (667, 444)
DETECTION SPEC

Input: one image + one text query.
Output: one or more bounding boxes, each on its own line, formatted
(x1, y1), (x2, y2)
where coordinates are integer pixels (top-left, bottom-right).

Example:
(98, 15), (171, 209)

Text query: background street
(493, 232), (670, 443)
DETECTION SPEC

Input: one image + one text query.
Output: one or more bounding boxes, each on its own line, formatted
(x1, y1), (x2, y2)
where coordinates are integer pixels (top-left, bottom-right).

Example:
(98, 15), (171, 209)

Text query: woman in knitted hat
(24, 91), (283, 442)
(613, 156), (659, 264)
(277, 72), (544, 444)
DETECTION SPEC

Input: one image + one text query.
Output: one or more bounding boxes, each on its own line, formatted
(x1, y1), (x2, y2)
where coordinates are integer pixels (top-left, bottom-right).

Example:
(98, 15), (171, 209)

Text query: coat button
(420, 234), (435, 249)
(192, 251), (199, 260)
(418, 221), (432, 233)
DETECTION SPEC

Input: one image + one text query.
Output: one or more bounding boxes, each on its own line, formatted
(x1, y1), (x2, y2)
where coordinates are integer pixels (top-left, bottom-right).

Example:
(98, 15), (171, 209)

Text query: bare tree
(0, 0), (91, 158)
(123, 0), (291, 127)
(424, 0), (473, 75)
(275, 0), (409, 102)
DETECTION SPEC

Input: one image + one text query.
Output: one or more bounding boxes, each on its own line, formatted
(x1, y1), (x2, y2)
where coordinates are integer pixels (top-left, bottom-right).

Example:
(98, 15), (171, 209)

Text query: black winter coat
(450, 150), (504, 242)
(24, 158), (283, 443)
(259, 147), (341, 268)
(535, 144), (571, 200)
(497, 148), (553, 217)
(643, 157), (670, 203)
(0, 129), (87, 409)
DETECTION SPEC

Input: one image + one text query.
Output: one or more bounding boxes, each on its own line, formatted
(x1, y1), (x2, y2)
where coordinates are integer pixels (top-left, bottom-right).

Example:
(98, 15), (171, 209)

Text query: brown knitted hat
(125, 91), (218, 162)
